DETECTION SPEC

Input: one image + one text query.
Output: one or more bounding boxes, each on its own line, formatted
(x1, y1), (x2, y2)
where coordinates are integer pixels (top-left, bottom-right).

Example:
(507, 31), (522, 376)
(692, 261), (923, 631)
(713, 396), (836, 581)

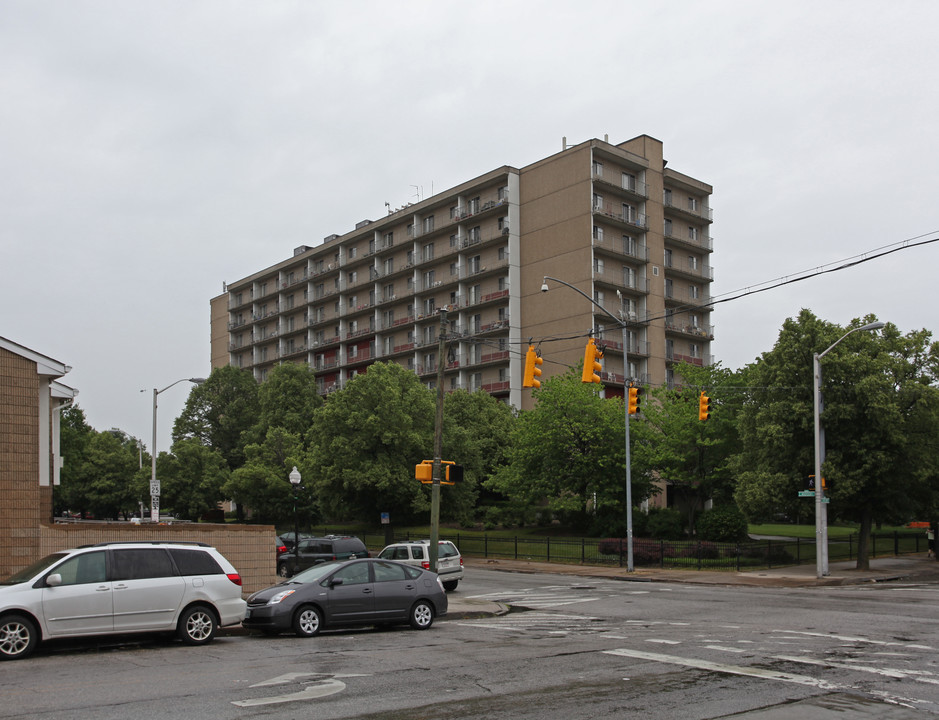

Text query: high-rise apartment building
(210, 135), (713, 407)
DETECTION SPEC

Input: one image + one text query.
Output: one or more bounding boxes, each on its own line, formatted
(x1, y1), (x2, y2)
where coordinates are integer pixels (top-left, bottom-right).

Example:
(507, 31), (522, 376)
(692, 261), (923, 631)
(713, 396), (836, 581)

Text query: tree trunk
(855, 507), (873, 570)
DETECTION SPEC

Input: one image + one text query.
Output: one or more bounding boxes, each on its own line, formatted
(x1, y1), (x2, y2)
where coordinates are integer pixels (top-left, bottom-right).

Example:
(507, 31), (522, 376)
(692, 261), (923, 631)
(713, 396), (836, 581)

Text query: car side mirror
(46, 573), (62, 587)
(329, 578), (344, 588)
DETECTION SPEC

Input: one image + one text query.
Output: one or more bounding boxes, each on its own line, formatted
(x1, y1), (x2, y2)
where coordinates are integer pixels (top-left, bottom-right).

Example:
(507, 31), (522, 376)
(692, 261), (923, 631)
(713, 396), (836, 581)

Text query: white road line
(604, 648), (841, 690)
(772, 629), (935, 651)
(773, 655), (939, 685)
(705, 645), (746, 653)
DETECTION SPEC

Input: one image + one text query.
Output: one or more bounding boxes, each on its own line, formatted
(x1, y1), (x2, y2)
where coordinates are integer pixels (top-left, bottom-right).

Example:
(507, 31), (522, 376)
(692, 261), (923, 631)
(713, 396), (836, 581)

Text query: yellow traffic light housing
(523, 344), (543, 388)
(627, 385), (641, 415)
(698, 391), (711, 421)
(581, 338), (603, 383)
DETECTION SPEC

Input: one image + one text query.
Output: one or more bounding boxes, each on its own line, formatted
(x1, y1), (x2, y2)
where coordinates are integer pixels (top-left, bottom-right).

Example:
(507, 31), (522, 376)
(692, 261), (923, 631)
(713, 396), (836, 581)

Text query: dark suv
(277, 535), (369, 578)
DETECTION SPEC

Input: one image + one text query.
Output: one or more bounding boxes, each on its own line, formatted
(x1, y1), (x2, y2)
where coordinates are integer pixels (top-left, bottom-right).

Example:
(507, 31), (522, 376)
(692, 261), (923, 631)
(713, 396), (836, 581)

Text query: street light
(289, 466), (302, 576)
(541, 276), (635, 572)
(813, 321), (885, 578)
(149, 377), (205, 523)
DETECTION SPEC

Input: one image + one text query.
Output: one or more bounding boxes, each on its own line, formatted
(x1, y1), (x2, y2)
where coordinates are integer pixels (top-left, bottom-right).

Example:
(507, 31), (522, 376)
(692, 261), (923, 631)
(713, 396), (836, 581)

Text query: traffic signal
(627, 385), (641, 415)
(698, 391), (711, 421)
(445, 464), (463, 484)
(523, 345), (543, 388)
(581, 338), (603, 383)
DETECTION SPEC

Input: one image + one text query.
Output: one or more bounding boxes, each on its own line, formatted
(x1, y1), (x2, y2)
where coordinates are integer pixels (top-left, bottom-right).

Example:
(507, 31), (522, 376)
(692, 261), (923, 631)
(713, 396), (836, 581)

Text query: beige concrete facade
(211, 135), (713, 410)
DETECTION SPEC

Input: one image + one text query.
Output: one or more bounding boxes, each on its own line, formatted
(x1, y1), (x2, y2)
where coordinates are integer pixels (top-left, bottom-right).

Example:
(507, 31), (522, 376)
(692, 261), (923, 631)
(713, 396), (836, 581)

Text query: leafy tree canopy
(307, 362), (435, 524)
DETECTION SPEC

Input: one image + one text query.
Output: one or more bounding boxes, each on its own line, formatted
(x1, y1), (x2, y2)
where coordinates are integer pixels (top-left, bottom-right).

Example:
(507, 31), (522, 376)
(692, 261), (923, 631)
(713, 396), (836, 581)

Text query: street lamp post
(149, 377), (205, 523)
(813, 321), (885, 578)
(541, 276), (635, 572)
(289, 466), (302, 576)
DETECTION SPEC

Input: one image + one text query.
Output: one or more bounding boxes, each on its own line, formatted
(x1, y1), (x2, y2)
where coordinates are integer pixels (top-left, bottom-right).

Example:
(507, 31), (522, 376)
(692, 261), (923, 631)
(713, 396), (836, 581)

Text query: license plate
(245, 609), (252, 618)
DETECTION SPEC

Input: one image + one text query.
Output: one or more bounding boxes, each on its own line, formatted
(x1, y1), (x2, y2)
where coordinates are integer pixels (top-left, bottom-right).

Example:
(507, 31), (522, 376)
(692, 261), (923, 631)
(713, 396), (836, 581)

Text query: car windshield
(1, 552), (69, 585)
(287, 560), (343, 585)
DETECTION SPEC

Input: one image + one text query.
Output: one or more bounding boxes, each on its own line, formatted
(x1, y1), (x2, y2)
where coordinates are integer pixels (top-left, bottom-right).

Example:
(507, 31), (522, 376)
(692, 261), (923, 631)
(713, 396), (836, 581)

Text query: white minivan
(0, 541), (247, 660)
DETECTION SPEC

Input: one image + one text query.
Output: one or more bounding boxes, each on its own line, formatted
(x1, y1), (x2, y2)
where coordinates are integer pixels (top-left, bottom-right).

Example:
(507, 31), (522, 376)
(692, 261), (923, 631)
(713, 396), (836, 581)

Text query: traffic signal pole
(429, 309), (448, 574)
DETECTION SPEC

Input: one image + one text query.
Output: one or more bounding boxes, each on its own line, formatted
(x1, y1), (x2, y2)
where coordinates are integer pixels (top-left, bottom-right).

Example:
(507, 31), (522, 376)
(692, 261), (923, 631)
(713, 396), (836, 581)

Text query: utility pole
(429, 309), (448, 573)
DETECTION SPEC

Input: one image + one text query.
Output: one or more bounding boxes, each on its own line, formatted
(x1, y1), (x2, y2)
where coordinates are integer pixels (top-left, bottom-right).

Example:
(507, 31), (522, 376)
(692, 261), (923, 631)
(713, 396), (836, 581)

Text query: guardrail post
(547, 537), (551, 563)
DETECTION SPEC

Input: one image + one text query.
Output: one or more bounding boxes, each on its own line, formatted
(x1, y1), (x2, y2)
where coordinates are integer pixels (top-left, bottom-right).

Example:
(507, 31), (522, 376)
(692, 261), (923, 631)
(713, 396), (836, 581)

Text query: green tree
(250, 361), (323, 440)
(441, 388), (516, 525)
(732, 310), (939, 569)
(487, 367), (655, 533)
(158, 439), (230, 521)
(224, 427), (311, 524)
(82, 430), (142, 520)
(172, 365), (260, 472)
(308, 362), (435, 524)
(630, 362), (741, 535)
(57, 405), (95, 516)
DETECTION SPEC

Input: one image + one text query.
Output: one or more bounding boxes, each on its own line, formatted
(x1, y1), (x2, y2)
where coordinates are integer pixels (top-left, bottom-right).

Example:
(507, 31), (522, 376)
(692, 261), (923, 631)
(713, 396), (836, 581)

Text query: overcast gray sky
(3, 1), (937, 453)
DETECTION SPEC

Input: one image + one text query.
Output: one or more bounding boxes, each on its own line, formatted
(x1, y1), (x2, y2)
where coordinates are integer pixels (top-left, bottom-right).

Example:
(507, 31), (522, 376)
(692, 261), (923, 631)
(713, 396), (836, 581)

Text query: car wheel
(177, 605), (218, 645)
(293, 605), (323, 637)
(409, 600), (434, 630)
(278, 563), (291, 578)
(442, 579), (459, 592)
(0, 614), (38, 661)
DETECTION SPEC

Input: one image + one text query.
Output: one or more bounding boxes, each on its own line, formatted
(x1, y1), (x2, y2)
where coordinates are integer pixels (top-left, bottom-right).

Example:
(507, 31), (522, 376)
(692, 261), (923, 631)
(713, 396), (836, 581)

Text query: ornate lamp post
(289, 466), (302, 575)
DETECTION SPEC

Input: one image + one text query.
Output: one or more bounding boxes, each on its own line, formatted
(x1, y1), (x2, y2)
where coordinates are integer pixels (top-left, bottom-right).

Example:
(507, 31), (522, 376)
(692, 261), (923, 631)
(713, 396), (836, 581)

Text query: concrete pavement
(445, 554), (939, 619)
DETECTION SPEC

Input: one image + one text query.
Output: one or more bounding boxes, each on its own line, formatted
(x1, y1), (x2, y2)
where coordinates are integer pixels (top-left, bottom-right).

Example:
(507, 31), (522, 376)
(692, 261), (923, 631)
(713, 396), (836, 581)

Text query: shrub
(646, 507), (685, 540)
(696, 505), (749, 542)
(678, 541), (721, 560)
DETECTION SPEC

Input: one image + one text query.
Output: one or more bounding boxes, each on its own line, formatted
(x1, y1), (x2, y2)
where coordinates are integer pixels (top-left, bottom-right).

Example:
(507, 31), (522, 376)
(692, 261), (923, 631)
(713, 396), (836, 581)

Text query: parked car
(243, 558), (447, 636)
(276, 532), (312, 557)
(377, 540), (463, 591)
(0, 541), (247, 661)
(277, 535), (369, 578)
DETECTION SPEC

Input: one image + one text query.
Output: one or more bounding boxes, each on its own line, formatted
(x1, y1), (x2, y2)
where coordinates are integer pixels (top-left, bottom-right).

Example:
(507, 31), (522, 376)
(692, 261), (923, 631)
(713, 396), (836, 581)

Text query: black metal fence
(316, 529), (929, 572)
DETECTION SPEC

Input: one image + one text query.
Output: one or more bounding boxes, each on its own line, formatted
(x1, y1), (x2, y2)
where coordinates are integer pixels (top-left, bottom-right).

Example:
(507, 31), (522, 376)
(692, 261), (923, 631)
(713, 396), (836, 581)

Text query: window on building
(664, 188), (673, 206)
(383, 231), (393, 247)
(623, 235), (637, 256)
(423, 297), (436, 315)
(664, 219), (673, 236)
(690, 285), (700, 299)
(594, 257), (605, 274)
(592, 160), (603, 177)
(423, 216), (434, 233)
(423, 270), (435, 288)
(689, 226), (698, 241)
(689, 255), (698, 270)
(664, 248), (673, 267)
(665, 279), (674, 298)
(469, 196), (480, 214)
(384, 257), (394, 274)
(469, 226), (481, 242)
(593, 225), (604, 242)
(624, 267), (636, 288)
(593, 193), (604, 211)
(688, 196), (698, 211)
(422, 243), (434, 262)
(622, 173), (636, 191)
(498, 186), (507, 201)
(348, 271), (357, 285)
(622, 204), (636, 223)
(469, 255), (481, 274)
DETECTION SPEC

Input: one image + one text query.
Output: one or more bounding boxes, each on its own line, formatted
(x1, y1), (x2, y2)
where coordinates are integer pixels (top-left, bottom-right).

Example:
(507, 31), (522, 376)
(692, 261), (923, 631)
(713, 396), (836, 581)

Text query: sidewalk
(446, 554), (939, 618)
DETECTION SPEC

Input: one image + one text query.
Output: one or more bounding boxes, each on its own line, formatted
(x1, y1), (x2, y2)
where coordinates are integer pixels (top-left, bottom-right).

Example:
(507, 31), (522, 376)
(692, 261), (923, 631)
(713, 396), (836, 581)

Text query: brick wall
(0, 347), (43, 574)
(37, 523), (279, 594)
